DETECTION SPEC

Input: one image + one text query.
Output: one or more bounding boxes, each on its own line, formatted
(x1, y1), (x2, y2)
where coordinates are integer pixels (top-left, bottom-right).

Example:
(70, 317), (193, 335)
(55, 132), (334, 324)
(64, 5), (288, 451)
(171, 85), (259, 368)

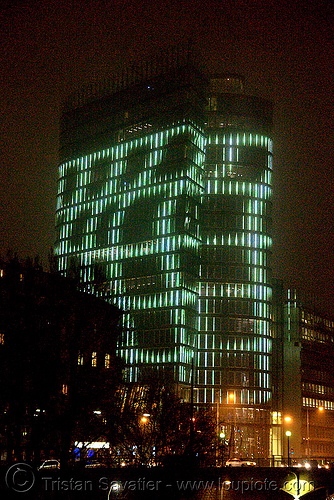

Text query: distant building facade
(272, 285), (334, 463)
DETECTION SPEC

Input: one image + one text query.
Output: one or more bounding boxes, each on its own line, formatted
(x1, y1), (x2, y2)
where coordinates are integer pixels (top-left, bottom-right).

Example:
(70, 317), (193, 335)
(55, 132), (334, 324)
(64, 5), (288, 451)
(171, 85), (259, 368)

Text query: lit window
(105, 353), (110, 369)
(92, 352), (97, 367)
(0, 269), (3, 278)
(77, 351), (84, 365)
(0, 333), (4, 345)
(62, 384), (68, 395)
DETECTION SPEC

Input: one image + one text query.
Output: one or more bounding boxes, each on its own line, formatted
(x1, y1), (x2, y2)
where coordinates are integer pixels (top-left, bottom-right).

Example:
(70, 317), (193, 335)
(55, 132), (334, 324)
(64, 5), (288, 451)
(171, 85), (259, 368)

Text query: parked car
(85, 460), (107, 468)
(38, 459), (60, 470)
(225, 458), (256, 467)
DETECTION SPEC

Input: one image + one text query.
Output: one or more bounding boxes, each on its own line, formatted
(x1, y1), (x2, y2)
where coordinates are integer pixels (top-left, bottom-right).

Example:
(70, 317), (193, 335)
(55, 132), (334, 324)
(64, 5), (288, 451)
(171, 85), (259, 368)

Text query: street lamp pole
(228, 393), (235, 457)
(283, 416), (292, 466)
(286, 431), (291, 467)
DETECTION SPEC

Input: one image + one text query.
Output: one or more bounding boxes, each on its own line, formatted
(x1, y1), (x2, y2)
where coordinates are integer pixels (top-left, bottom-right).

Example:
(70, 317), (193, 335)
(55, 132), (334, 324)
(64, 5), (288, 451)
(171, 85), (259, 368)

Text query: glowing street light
(141, 413), (151, 424)
(221, 480), (232, 500)
(228, 393), (234, 403)
(281, 473), (314, 500)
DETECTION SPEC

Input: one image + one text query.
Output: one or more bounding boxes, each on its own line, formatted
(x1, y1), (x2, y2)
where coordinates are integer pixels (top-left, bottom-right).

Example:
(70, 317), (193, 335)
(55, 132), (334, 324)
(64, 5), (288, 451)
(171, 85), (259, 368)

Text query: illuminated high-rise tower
(55, 52), (274, 455)
(199, 75), (273, 457)
(56, 50), (207, 400)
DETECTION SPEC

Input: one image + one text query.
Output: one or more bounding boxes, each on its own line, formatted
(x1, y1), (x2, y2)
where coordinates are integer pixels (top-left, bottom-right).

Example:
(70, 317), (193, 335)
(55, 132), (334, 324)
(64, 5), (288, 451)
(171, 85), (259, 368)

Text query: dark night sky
(1, 0), (333, 313)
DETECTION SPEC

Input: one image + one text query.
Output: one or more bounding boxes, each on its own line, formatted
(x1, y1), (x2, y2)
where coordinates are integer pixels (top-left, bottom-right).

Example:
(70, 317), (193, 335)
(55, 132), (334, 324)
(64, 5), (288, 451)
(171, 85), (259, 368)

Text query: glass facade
(198, 127), (273, 405)
(197, 76), (273, 458)
(56, 61), (207, 401)
(55, 65), (274, 455)
(56, 124), (206, 396)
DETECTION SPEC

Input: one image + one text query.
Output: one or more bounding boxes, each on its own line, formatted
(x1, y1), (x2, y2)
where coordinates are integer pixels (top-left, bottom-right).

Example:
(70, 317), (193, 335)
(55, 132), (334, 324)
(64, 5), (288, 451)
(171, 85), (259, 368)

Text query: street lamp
(286, 431), (292, 467)
(221, 480), (232, 500)
(283, 416), (293, 466)
(281, 470), (300, 500)
(141, 413), (150, 424)
(227, 392), (236, 457)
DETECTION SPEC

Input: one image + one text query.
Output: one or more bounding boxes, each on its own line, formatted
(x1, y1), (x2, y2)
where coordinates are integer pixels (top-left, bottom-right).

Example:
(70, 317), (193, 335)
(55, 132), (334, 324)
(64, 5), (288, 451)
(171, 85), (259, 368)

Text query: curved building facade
(198, 75), (273, 458)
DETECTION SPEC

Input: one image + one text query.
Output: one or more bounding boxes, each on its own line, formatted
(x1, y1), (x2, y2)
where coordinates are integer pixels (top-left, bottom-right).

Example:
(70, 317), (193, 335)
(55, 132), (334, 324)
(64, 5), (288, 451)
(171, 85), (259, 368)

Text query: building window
(77, 351), (84, 365)
(105, 353), (110, 369)
(62, 384), (68, 395)
(0, 333), (4, 345)
(92, 352), (97, 367)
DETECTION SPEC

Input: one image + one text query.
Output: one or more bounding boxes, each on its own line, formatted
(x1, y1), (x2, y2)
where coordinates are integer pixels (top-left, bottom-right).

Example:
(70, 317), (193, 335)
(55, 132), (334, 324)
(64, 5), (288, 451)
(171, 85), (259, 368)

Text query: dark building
(272, 283), (334, 464)
(0, 257), (122, 464)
